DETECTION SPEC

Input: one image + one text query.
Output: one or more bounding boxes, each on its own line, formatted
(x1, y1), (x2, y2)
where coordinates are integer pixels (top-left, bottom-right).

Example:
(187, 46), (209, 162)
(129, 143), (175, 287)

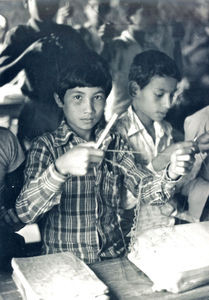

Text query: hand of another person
(56, 2), (74, 25)
(200, 153), (209, 181)
(55, 142), (104, 176)
(98, 22), (115, 42)
(167, 142), (196, 180)
(196, 131), (209, 152)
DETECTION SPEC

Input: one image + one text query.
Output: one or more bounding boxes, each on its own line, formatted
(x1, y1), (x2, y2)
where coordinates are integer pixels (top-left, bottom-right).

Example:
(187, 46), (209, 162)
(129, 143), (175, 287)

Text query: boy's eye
(155, 93), (164, 98)
(73, 95), (82, 101)
(93, 94), (105, 102)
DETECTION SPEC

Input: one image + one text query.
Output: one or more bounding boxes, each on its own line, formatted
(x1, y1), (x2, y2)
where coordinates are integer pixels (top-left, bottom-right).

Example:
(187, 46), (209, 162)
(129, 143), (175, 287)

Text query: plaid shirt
(16, 120), (177, 263)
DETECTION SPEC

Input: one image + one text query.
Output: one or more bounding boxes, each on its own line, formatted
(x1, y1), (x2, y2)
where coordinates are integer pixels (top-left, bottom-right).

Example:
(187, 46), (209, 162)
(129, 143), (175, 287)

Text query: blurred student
(0, 127), (25, 271)
(103, 1), (158, 121)
(181, 105), (209, 221)
(0, 14), (8, 51)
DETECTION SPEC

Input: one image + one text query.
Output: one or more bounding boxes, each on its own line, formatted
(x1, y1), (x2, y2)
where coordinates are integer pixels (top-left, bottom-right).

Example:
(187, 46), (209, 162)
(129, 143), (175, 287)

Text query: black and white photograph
(0, 0), (209, 299)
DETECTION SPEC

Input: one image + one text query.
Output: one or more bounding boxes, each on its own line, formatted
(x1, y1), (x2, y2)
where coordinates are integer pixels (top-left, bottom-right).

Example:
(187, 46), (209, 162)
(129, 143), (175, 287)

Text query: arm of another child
(0, 35), (60, 86)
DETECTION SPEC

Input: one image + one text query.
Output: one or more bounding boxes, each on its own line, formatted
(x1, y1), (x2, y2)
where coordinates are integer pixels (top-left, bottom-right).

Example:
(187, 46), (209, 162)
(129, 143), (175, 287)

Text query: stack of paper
(12, 252), (109, 300)
(128, 221), (209, 293)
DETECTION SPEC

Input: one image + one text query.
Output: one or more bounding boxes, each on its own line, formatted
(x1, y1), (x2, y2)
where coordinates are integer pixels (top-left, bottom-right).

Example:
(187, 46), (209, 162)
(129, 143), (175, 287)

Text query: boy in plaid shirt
(16, 50), (195, 264)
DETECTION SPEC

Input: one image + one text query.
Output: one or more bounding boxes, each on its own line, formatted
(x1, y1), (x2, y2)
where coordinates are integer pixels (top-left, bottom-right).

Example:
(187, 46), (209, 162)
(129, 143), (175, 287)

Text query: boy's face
(84, 0), (99, 26)
(132, 75), (177, 125)
(57, 87), (106, 141)
(27, 0), (60, 21)
(130, 8), (148, 31)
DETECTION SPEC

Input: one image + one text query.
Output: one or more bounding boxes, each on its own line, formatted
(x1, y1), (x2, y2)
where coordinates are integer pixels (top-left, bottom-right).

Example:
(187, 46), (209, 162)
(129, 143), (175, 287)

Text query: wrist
(54, 162), (68, 177)
(167, 163), (181, 180)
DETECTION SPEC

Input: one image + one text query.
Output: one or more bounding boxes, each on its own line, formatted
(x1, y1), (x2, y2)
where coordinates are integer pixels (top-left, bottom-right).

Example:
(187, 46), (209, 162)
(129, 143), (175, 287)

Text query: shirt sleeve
(15, 138), (67, 223)
(0, 128), (25, 184)
(0, 26), (27, 65)
(116, 137), (177, 206)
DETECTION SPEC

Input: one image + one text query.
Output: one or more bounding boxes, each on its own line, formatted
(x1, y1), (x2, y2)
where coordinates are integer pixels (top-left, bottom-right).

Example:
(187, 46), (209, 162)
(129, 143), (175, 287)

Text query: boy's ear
(128, 81), (140, 97)
(54, 93), (64, 108)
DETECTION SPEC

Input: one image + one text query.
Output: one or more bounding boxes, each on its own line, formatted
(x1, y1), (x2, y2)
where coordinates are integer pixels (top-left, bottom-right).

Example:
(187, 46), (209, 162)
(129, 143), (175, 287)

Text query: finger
(81, 142), (96, 148)
(197, 132), (209, 143)
(175, 153), (194, 162)
(175, 147), (196, 156)
(174, 160), (193, 168)
(174, 167), (189, 175)
(89, 151), (104, 163)
(198, 143), (209, 152)
(176, 141), (195, 149)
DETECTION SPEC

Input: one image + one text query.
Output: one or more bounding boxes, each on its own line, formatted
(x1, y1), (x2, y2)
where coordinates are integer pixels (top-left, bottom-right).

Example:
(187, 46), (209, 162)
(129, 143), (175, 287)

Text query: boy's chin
(154, 113), (167, 121)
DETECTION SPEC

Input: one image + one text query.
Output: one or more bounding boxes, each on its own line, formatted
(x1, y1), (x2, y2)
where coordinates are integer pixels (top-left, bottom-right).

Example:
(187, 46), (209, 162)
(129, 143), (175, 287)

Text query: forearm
(0, 53), (25, 86)
(16, 164), (67, 223)
(122, 155), (177, 206)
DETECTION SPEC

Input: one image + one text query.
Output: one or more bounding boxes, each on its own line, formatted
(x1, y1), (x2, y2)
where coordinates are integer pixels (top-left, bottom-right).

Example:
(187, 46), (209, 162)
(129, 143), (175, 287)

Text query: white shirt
(116, 106), (177, 230)
(117, 106), (173, 171)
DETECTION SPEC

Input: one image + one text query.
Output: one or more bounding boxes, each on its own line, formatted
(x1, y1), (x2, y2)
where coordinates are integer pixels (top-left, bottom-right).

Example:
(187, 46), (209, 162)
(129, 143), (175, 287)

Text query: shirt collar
(127, 106), (144, 137)
(53, 119), (75, 147)
(53, 118), (112, 148)
(127, 106), (172, 138)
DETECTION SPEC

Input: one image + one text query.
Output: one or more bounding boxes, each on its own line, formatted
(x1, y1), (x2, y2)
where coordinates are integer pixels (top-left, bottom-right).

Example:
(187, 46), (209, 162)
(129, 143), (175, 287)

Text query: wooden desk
(90, 258), (209, 300)
(0, 271), (22, 300)
(2, 256), (209, 300)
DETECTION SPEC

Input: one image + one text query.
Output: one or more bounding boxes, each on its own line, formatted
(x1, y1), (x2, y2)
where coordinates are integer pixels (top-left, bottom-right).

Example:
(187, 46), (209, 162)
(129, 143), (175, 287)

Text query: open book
(128, 221), (209, 293)
(12, 252), (109, 300)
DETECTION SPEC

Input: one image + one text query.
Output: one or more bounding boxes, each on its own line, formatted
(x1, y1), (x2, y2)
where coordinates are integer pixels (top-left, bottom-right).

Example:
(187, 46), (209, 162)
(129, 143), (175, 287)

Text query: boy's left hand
(167, 143), (196, 180)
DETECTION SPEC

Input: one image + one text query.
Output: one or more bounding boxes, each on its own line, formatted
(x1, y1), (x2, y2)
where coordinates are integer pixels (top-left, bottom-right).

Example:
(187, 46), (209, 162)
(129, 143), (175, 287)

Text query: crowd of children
(0, 0), (209, 272)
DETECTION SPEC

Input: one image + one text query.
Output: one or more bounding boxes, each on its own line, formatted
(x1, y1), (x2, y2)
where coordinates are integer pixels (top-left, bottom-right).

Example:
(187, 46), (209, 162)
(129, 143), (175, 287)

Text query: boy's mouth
(81, 118), (94, 123)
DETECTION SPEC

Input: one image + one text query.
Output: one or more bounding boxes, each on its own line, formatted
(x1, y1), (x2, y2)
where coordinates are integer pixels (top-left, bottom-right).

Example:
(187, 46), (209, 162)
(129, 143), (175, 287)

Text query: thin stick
(95, 113), (118, 149)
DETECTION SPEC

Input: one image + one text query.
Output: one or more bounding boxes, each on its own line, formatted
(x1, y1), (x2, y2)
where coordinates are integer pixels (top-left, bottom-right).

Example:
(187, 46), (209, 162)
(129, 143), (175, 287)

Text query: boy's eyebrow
(154, 88), (177, 93)
(92, 89), (105, 94)
(71, 89), (105, 95)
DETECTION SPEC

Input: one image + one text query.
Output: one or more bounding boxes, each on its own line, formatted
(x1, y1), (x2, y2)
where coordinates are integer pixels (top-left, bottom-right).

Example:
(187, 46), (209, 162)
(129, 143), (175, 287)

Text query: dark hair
(129, 50), (181, 88)
(123, 0), (155, 23)
(55, 50), (112, 101)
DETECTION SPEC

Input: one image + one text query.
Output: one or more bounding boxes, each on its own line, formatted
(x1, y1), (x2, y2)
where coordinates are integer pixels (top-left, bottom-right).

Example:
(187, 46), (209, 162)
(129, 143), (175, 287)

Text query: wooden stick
(95, 113), (118, 149)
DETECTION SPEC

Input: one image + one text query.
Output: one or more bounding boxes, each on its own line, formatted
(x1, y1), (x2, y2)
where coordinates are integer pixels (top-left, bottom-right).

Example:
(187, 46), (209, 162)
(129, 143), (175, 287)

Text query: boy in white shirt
(116, 50), (209, 234)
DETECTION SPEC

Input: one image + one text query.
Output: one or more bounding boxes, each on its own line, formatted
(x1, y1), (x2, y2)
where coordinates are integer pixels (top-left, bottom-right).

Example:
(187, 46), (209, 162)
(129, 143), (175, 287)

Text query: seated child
(15, 50), (195, 264)
(115, 49), (209, 234)
(181, 105), (209, 221)
(0, 127), (25, 271)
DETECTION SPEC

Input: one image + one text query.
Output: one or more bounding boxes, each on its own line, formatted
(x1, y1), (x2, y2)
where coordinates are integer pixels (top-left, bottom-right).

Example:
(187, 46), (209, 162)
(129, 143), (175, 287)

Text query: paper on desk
(12, 252), (109, 300)
(128, 222), (209, 293)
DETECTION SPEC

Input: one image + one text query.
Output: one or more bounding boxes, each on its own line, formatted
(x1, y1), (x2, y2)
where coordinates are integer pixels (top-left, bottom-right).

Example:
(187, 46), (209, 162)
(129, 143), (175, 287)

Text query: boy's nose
(162, 94), (171, 109)
(84, 99), (95, 113)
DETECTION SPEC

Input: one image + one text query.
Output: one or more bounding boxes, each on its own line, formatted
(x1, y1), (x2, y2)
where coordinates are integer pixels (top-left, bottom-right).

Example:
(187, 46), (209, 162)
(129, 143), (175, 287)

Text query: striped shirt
(16, 119), (177, 263)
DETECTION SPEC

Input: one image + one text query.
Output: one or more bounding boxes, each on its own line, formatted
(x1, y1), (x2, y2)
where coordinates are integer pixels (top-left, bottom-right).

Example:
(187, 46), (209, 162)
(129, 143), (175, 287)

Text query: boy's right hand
(55, 143), (104, 176)
(152, 141), (196, 172)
